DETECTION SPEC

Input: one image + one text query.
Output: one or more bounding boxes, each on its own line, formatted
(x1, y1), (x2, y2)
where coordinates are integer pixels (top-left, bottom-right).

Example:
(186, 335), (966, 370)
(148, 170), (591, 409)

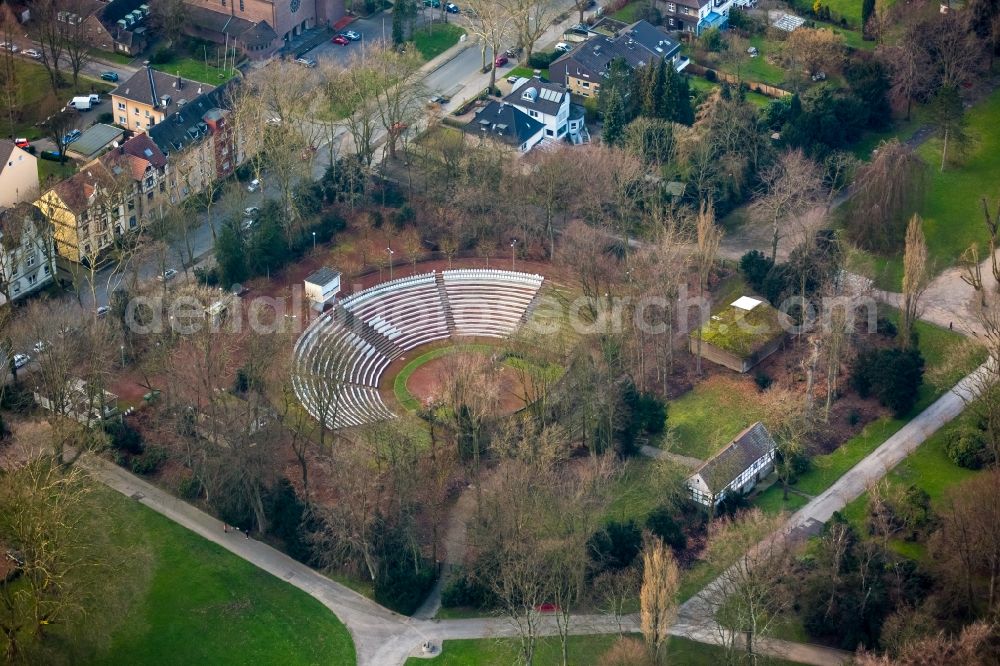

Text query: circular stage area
(292, 269), (544, 429)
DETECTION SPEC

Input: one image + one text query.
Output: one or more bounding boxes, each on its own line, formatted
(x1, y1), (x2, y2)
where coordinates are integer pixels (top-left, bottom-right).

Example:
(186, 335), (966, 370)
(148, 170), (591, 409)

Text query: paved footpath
(85, 451), (848, 665)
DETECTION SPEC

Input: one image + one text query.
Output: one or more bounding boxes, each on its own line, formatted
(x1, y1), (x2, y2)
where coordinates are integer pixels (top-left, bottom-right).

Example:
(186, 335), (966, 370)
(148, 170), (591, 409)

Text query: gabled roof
(48, 162), (117, 215)
(0, 140), (17, 172)
(504, 77), (567, 116)
(550, 20), (679, 84)
(306, 267), (341, 286)
(112, 66), (215, 110)
(184, 3), (277, 44)
(148, 80), (236, 155)
(691, 422), (776, 494)
(66, 123), (124, 159)
(102, 133), (167, 181)
(464, 101), (545, 148)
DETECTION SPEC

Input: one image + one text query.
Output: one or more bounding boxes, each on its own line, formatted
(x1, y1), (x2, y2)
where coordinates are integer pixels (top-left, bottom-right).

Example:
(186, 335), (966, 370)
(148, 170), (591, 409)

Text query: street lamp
(120, 344), (125, 367)
(312, 231), (317, 250)
(510, 239), (517, 270)
(387, 247), (394, 279)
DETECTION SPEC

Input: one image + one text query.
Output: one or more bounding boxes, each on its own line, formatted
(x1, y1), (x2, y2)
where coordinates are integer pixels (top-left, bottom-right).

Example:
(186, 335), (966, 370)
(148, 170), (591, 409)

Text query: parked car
(244, 206), (259, 217)
(95, 306), (110, 318)
(811, 71), (827, 81)
(507, 75), (520, 84)
(159, 268), (178, 281)
(445, 2), (459, 12)
(247, 178), (261, 192)
(100, 71), (118, 82)
(747, 46), (759, 57)
(423, 0), (441, 7)
(13, 353), (30, 369)
(23, 49), (41, 59)
(342, 30), (361, 41)
(14, 138), (29, 149)
(332, 35), (350, 45)
(494, 54), (508, 67)
(32, 341), (46, 354)
(294, 56), (317, 68)
(0, 42), (18, 53)
(504, 47), (520, 58)
(554, 42), (572, 53)
(62, 129), (82, 144)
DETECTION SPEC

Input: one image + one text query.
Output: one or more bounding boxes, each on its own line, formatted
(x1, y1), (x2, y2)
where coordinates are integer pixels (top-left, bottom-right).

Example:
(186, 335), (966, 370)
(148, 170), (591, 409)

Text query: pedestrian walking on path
(245, 528), (250, 540)
(224, 523), (229, 533)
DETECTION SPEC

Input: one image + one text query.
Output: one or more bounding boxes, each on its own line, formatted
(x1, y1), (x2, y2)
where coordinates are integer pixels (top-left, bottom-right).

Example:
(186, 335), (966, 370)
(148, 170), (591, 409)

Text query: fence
(685, 61), (791, 98)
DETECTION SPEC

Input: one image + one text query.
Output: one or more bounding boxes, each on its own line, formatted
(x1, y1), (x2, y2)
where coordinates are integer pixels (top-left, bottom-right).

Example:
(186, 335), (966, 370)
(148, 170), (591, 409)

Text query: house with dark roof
(549, 20), (685, 99)
(463, 101), (546, 154)
(110, 66), (216, 133)
(148, 80), (249, 204)
(686, 422), (777, 506)
(101, 133), (169, 222)
(183, 4), (280, 59)
(659, 0), (734, 35)
(504, 76), (588, 145)
(63, 0), (150, 56)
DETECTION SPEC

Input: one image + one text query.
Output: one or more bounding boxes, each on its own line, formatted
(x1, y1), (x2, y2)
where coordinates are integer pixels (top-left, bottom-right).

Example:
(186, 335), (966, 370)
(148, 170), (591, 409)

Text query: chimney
(197, 86), (203, 95)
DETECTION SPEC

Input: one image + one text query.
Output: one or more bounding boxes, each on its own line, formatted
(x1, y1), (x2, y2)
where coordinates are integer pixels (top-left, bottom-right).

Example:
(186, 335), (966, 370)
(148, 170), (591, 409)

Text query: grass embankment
(405, 634), (809, 665)
(2, 60), (114, 139)
(753, 312), (985, 514)
(0, 486), (357, 664)
(412, 23), (465, 61)
(869, 88), (1000, 290)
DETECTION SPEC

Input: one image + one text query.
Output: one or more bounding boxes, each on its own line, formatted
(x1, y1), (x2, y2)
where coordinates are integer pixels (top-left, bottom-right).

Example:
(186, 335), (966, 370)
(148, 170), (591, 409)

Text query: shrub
(850, 347), (925, 416)
(529, 50), (559, 69)
(265, 478), (314, 564)
(194, 266), (220, 287)
(704, 69), (717, 83)
(97, 111), (113, 124)
(754, 372), (773, 391)
(876, 317), (897, 338)
(588, 520), (642, 572)
(149, 46), (175, 65)
(177, 475), (203, 501)
(130, 446), (167, 475)
(644, 507), (687, 551)
(945, 428), (994, 469)
(1, 383), (35, 413)
(105, 420), (144, 455)
(373, 522), (436, 615)
(441, 570), (493, 609)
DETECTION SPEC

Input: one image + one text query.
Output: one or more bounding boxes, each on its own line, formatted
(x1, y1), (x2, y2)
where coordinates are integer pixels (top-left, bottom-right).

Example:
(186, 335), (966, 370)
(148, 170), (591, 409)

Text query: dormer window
(521, 87), (537, 102)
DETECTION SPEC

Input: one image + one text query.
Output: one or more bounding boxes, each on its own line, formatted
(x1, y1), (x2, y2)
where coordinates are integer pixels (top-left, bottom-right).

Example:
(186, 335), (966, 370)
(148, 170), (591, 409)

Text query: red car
(14, 138), (29, 149)
(494, 54), (508, 67)
(332, 35), (350, 45)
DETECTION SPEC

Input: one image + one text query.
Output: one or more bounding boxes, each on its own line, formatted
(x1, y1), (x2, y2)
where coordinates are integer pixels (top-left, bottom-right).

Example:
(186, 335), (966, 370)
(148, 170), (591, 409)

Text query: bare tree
(846, 140), (924, 253)
(26, 0), (67, 93)
(367, 46), (425, 161)
(900, 214), (929, 348)
(501, 0), (561, 64)
(461, 0), (514, 93)
(751, 149), (823, 262)
(60, 0), (93, 87)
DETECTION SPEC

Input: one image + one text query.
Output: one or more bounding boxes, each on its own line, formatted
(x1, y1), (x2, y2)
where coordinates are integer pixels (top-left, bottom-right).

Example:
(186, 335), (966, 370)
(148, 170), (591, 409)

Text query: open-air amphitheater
(292, 269), (545, 428)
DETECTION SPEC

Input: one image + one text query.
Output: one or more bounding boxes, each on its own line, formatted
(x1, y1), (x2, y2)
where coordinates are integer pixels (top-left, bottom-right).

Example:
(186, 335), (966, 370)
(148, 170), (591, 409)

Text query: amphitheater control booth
(304, 267), (342, 312)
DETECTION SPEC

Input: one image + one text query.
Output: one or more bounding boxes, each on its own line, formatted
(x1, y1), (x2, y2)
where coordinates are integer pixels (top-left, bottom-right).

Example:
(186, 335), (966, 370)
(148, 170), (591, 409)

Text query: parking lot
(302, 9), (438, 66)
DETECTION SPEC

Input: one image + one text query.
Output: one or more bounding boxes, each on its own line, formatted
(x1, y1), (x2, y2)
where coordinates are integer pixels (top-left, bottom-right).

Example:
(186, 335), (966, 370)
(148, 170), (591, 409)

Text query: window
(117, 102), (125, 110)
(240, 0), (244, 9)
(581, 81), (589, 88)
(27, 274), (36, 286)
(136, 121), (142, 128)
(147, 191), (153, 200)
(25, 255), (35, 268)
(129, 216), (137, 227)
(667, 2), (675, 10)
(145, 177), (154, 188)
(546, 129), (553, 136)
(119, 115), (126, 124)
(12, 282), (20, 295)
(44, 265), (50, 275)
(145, 110), (150, 117)
(159, 182), (166, 193)
(134, 108), (139, 115)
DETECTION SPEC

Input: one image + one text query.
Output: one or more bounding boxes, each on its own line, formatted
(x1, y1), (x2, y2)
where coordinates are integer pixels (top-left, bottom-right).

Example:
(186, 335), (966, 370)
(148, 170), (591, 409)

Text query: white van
(67, 96), (92, 111)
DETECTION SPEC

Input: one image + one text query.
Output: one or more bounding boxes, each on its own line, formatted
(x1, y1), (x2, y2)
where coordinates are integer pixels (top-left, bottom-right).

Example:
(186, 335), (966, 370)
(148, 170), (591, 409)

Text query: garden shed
(689, 296), (786, 373)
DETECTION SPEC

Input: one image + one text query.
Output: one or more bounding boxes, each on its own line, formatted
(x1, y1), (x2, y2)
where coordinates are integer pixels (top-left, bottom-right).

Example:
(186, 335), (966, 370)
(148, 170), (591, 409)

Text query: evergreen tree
(248, 214), (290, 277)
(640, 63), (658, 117)
(603, 88), (627, 147)
(392, 0), (405, 46)
(215, 224), (247, 287)
(861, 0), (876, 32)
(651, 58), (667, 119)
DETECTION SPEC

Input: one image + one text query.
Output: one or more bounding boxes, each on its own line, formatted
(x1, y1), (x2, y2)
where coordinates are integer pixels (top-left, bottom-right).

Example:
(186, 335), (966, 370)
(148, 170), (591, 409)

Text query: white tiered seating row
(292, 269), (544, 430)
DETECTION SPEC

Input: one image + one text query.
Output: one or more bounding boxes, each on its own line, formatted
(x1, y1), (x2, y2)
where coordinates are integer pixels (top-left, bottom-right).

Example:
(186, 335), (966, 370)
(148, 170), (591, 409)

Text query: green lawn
(152, 58), (237, 85)
(412, 23), (465, 61)
(688, 75), (771, 108)
(89, 48), (134, 65)
(605, 457), (669, 524)
(38, 157), (79, 188)
(611, 1), (642, 22)
(666, 375), (768, 461)
(94, 490), (356, 665)
(405, 634), (809, 665)
(869, 88), (1000, 290)
(509, 65), (550, 80)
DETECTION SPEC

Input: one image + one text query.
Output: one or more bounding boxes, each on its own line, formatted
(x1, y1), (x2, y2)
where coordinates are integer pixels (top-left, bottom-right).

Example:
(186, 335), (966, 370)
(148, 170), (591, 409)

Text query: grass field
(38, 157), (79, 187)
(868, 88), (1000, 290)
(509, 65), (550, 80)
(0, 486), (356, 664)
(405, 634), (809, 665)
(413, 23), (465, 61)
(94, 490), (356, 665)
(152, 57), (238, 85)
(688, 75), (771, 108)
(666, 374), (768, 461)
(0, 60), (115, 139)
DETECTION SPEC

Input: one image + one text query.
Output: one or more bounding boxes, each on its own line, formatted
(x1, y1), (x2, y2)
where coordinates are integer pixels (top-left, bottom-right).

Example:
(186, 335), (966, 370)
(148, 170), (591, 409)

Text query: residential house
(504, 76), (589, 145)
(686, 422), (776, 506)
(65, 0), (150, 56)
(148, 80), (247, 204)
(549, 20), (685, 98)
(657, 0), (732, 35)
(183, 0), (345, 59)
(35, 161), (136, 265)
(110, 66), (216, 133)
(0, 205), (56, 306)
(101, 133), (170, 223)
(0, 140), (39, 207)
(34, 378), (119, 427)
(463, 101), (546, 154)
